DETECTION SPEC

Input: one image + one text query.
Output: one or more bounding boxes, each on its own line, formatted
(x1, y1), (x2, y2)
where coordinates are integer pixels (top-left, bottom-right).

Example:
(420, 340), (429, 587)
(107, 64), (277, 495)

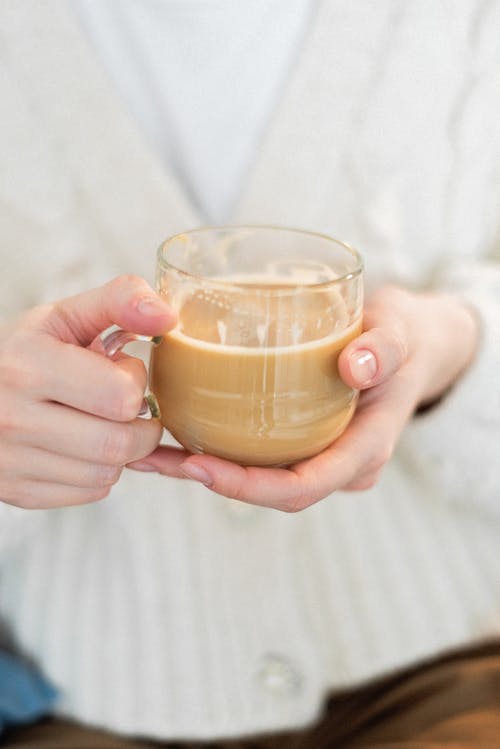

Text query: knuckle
(16, 304), (52, 328)
(118, 390), (143, 422)
(0, 350), (40, 394)
(101, 426), (135, 466)
(226, 479), (246, 504)
(386, 329), (408, 365)
(86, 487), (113, 503)
(121, 387), (144, 422)
(372, 327), (407, 366)
(374, 284), (412, 309)
(364, 471), (382, 489)
(132, 360), (148, 390)
(282, 471), (322, 513)
(111, 375), (144, 422)
(366, 442), (394, 473)
(345, 472), (381, 492)
(282, 500), (302, 514)
(64, 487), (112, 507)
(125, 359), (148, 395)
(107, 274), (146, 295)
(94, 464), (122, 488)
(283, 490), (313, 514)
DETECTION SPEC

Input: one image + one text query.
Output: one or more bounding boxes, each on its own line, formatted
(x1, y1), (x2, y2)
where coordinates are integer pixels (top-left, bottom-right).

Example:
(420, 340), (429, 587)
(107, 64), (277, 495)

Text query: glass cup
(103, 226), (363, 467)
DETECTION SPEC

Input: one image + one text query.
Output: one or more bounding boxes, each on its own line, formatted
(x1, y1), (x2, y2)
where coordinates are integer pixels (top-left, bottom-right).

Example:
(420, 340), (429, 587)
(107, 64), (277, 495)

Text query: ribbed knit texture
(1, 0), (500, 740)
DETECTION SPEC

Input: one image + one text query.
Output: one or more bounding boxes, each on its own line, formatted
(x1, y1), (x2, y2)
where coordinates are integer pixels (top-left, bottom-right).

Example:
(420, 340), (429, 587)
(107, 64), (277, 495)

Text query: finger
(137, 448), (302, 511)
(2, 445), (122, 489)
(286, 370), (420, 503)
(127, 445), (304, 509)
(338, 327), (408, 390)
(30, 337), (149, 421)
(338, 287), (413, 391)
(0, 480), (111, 510)
(132, 438), (359, 511)
(53, 345), (149, 421)
(159, 370), (420, 510)
(342, 468), (383, 492)
(33, 275), (176, 346)
(12, 400), (163, 464)
(127, 444), (192, 477)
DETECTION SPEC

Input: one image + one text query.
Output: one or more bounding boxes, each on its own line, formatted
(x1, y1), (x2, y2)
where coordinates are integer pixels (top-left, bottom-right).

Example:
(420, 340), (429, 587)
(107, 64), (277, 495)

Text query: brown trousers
(4, 642), (500, 749)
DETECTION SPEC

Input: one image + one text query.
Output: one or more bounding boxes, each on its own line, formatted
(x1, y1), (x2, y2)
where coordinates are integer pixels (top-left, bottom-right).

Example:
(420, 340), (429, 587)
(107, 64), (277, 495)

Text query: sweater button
(257, 654), (302, 695)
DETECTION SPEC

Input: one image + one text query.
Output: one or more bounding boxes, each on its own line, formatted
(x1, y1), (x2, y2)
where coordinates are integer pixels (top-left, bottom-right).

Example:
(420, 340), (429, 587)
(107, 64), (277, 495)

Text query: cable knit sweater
(1, 0), (500, 741)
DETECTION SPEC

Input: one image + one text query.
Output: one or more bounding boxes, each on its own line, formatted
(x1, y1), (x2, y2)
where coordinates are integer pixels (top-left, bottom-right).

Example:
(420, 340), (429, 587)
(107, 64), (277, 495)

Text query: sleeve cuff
(399, 262), (500, 515)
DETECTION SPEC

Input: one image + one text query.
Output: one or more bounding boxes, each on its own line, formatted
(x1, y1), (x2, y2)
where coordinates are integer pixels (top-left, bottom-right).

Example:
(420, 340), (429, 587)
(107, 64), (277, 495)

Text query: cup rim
(157, 225), (363, 290)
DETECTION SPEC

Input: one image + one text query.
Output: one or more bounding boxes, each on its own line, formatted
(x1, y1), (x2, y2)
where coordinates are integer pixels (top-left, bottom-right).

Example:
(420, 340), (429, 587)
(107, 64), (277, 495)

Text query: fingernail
(127, 460), (157, 473)
(349, 349), (377, 385)
(180, 463), (213, 487)
(137, 296), (169, 317)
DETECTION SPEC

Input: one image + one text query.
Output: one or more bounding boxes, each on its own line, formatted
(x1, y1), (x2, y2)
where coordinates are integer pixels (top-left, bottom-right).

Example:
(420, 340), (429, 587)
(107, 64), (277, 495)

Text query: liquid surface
(151, 278), (362, 466)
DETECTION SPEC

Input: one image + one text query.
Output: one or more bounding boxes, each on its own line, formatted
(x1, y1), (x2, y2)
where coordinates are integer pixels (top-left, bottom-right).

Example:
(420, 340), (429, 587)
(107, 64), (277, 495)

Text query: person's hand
(129, 286), (479, 511)
(0, 276), (175, 509)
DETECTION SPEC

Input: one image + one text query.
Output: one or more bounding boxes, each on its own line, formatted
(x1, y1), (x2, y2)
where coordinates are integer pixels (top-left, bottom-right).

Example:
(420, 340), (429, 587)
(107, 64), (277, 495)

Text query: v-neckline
(57, 0), (330, 228)
(14, 1), (403, 247)
(17, 0), (372, 268)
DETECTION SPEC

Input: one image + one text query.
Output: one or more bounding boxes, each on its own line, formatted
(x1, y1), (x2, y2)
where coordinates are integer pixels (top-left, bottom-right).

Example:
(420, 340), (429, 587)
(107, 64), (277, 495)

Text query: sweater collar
(27, 0), (337, 237)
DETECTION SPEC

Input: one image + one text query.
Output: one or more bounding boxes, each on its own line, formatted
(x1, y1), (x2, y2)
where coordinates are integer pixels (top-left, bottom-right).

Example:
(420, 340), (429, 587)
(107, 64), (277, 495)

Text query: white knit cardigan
(1, 0), (500, 741)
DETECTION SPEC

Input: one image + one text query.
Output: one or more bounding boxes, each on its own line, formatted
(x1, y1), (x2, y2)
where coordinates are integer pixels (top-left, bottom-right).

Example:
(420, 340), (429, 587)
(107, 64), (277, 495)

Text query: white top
(1, 0), (500, 742)
(71, 0), (313, 222)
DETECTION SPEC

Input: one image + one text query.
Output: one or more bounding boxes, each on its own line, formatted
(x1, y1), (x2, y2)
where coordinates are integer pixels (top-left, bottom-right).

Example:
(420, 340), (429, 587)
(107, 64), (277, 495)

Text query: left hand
(128, 286), (479, 511)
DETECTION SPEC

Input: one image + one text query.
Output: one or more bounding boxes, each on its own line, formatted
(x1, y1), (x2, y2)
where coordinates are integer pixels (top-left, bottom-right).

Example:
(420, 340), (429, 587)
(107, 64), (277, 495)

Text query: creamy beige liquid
(151, 280), (362, 466)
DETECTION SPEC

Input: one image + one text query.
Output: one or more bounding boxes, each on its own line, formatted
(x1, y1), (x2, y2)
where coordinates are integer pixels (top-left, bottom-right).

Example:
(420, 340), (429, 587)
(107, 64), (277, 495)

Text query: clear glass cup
(154, 225), (363, 466)
(102, 226), (363, 466)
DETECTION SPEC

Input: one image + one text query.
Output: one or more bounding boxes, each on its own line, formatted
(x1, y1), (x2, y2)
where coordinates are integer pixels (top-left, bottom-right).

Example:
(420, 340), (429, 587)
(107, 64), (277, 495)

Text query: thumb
(338, 287), (413, 390)
(41, 275), (176, 346)
(338, 326), (408, 390)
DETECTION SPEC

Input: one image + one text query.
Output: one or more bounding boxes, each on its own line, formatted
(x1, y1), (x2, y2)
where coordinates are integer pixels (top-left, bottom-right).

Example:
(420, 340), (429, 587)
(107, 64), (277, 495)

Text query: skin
(0, 277), (478, 512)
(129, 284), (480, 511)
(0, 276), (175, 509)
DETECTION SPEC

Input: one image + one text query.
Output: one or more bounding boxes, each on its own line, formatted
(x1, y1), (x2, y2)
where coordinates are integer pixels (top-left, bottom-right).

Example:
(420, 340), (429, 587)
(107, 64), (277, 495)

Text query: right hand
(0, 275), (176, 509)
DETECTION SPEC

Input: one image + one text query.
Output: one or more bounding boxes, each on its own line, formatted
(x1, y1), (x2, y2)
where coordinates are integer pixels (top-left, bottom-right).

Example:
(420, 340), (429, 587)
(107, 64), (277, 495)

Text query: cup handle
(95, 329), (163, 419)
